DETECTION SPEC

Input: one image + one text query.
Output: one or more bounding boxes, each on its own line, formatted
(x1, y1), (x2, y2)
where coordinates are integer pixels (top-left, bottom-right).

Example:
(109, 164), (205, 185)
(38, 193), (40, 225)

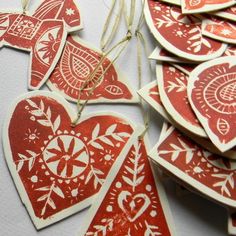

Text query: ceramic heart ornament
(181, 0), (235, 14)
(79, 127), (175, 236)
(144, 0), (227, 61)
(188, 56), (236, 152)
(157, 63), (207, 137)
(47, 35), (137, 103)
(149, 124), (236, 208)
(2, 91), (136, 229)
(0, 0), (82, 90)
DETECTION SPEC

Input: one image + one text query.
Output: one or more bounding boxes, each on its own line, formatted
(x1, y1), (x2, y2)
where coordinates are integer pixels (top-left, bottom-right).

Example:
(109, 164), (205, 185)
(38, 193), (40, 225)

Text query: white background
(0, 0), (228, 235)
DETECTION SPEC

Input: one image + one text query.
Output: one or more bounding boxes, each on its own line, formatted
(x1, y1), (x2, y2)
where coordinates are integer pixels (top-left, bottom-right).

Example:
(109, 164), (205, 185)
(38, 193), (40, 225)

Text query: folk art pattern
(202, 17), (236, 45)
(47, 35), (137, 103)
(181, 0), (235, 14)
(138, 81), (236, 160)
(3, 91), (136, 229)
(157, 63), (206, 137)
(0, 0), (82, 90)
(149, 124), (236, 208)
(188, 56), (236, 152)
(144, 0), (227, 61)
(80, 129), (174, 236)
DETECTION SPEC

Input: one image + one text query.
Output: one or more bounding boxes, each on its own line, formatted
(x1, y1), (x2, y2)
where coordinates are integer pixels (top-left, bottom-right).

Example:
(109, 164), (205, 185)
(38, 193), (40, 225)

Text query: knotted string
(71, 35), (131, 126)
(72, 0), (151, 133)
(22, 0), (30, 14)
(100, 0), (124, 52)
(134, 0), (151, 140)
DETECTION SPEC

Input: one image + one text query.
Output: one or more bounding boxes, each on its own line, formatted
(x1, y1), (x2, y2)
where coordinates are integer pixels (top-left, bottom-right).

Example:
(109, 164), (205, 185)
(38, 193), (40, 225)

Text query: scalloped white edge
(78, 126), (176, 236)
(2, 90), (138, 230)
(187, 56), (236, 152)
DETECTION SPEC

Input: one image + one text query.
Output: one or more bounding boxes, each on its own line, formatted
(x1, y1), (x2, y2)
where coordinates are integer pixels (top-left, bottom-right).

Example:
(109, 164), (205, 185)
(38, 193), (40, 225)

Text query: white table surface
(0, 0), (228, 235)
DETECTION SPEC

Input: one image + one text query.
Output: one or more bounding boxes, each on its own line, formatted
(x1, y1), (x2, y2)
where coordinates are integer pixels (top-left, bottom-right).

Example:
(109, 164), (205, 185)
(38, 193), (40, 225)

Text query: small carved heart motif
(118, 190), (151, 222)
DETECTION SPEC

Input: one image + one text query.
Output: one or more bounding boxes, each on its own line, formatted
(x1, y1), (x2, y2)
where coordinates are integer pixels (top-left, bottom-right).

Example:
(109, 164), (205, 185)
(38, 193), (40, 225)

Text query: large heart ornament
(3, 91), (135, 229)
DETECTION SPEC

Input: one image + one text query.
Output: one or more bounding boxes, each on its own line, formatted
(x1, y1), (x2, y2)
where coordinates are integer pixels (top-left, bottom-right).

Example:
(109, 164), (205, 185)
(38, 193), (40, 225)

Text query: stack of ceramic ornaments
(139, 0), (236, 235)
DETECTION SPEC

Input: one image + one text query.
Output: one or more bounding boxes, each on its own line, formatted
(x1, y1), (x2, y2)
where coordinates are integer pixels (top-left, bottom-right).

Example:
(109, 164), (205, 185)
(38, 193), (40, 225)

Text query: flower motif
(45, 136), (88, 178)
(39, 33), (60, 64)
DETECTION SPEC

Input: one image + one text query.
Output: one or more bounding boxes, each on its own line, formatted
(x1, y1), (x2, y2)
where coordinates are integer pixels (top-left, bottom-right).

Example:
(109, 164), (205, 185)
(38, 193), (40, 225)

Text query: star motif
(221, 28), (232, 36)
(66, 8), (75, 16)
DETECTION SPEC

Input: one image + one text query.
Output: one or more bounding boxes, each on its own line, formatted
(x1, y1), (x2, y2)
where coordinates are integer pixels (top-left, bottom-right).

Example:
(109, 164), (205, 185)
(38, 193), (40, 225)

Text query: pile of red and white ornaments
(139, 0), (236, 235)
(1, 0), (175, 235)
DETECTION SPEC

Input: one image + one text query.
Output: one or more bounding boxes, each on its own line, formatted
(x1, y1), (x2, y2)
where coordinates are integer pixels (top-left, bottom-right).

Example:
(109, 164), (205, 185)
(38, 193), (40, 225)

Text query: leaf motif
(92, 124), (100, 139)
(28, 157), (35, 171)
(136, 176), (145, 186)
(194, 44), (201, 53)
(93, 168), (104, 175)
(189, 34), (201, 40)
(122, 176), (133, 186)
(99, 136), (114, 146)
(46, 107), (51, 119)
(202, 38), (211, 48)
(190, 41), (200, 48)
(223, 186), (231, 197)
(26, 99), (38, 108)
(18, 153), (27, 160)
(48, 198), (56, 210)
(37, 119), (51, 127)
(125, 165), (134, 174)
(90, 141), (104, 150)
(40, 100), (45, 111)
(117, 132), (130, 137)
(111, 134), (124, 142)
(186, 152), (194, 164)
(26, 150), (37, 157)
(137, 164), (145, 174)
(36, 186), (50, 191)
(17, 161), (24, 172)
(85, 170), (93, 184)
(53, 186), (65, 198)
(106, 124), (117, 135)
(178, 138), (190, 150)
(94, 178), (99, 189)
(170, 143), (181, 151)
(53, 115), (61, 132)
(37, 194), (48, 202)
(171, 151), (179, 162)
(29, 110), (43, 117)
(189, 28), (199, 34)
